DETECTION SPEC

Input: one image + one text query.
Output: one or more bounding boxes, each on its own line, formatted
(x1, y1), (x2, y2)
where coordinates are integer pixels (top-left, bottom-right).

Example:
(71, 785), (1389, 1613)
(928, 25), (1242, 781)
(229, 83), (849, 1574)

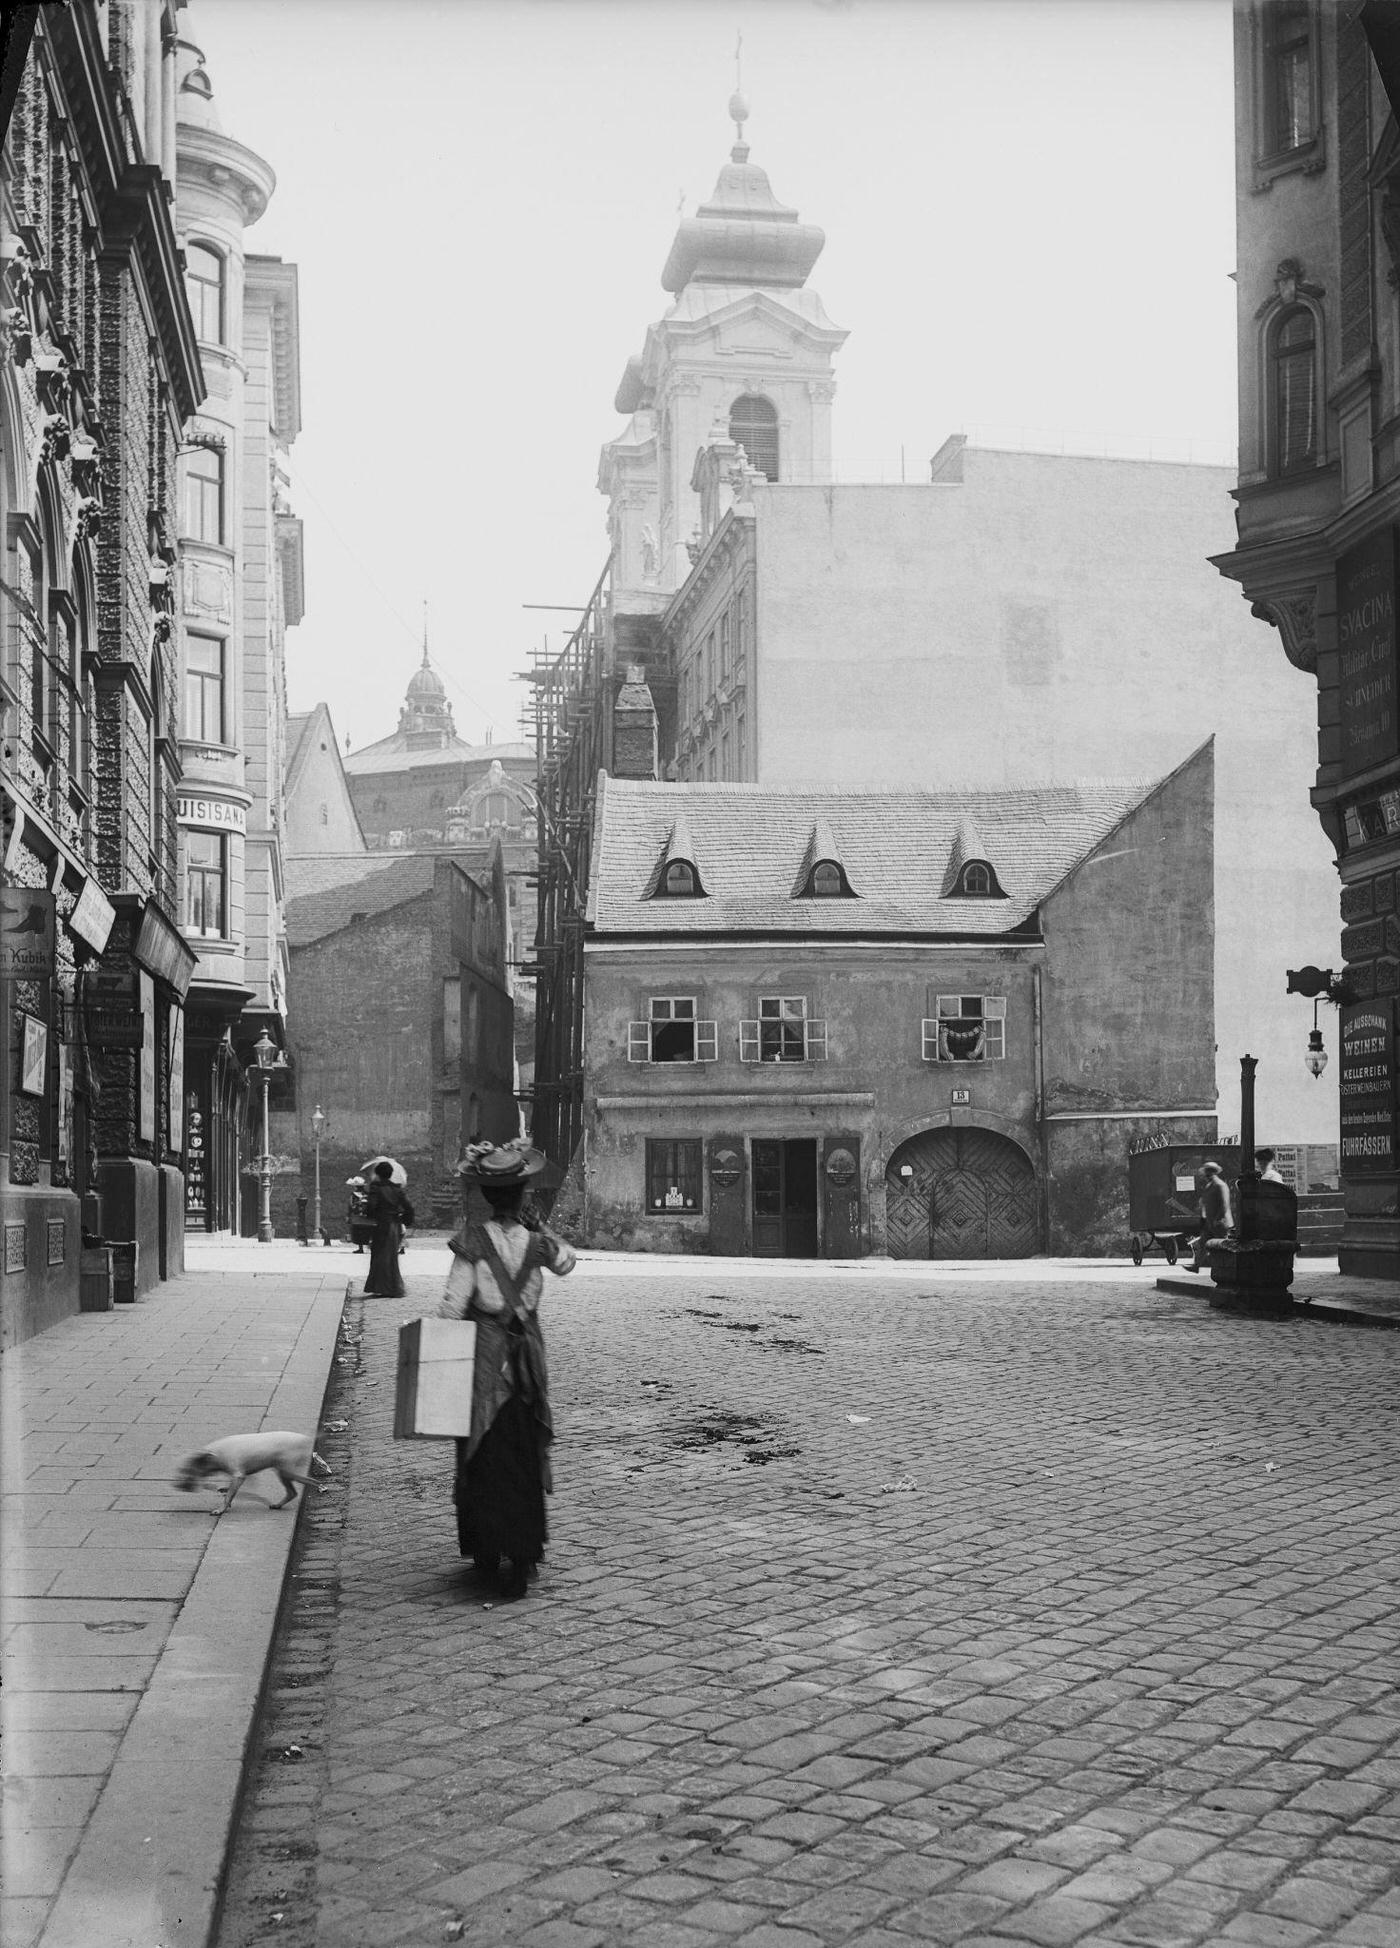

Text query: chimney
(612, 664), (659, 781)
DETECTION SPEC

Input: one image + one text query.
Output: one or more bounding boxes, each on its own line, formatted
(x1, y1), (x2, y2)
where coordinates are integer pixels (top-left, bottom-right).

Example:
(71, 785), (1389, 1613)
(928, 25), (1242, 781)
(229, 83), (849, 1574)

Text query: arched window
(185, 242), (225, 344)
(961, 863), (991, 896)
(729, 395), (779, 481)
(664, 861), (696, 896)
(183, 444), (224, 543)
(811, 861), (843, 897)
(474, 791), (511, 830)
(1270, 307), (1317, 476)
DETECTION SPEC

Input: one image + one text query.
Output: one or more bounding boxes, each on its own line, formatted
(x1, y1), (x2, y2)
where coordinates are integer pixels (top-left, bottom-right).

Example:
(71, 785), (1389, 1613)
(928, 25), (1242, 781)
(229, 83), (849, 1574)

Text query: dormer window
(795, 820), (857, 899)
(955, 860), (1005, 897)
(650, 817), (706, 897)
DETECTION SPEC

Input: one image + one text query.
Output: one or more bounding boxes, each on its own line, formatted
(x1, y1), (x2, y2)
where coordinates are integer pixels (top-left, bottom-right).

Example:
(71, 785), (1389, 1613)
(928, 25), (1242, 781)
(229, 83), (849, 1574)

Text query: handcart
(1127, 1143), (1241, 1267)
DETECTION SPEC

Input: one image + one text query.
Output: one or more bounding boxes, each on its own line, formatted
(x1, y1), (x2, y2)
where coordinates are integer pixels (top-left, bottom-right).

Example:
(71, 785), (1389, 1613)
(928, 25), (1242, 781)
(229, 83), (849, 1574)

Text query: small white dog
(173, 1431), (332, 1512)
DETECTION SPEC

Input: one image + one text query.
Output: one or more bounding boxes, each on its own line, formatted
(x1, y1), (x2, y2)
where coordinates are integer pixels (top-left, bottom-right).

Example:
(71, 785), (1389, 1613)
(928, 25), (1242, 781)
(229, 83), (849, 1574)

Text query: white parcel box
(394, 1317), (476, 1439)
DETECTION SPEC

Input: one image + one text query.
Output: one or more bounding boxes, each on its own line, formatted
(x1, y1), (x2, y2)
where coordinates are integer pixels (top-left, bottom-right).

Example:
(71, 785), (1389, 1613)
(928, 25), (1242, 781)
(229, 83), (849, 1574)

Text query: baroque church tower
(599, 95), (847, 613)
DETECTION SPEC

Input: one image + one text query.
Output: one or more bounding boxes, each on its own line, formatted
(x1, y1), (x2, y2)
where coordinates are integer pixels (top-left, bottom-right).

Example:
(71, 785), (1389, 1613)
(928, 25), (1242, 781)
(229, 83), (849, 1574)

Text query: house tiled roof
(587, 771), (1176, 936)
(285, 854), (438, 947)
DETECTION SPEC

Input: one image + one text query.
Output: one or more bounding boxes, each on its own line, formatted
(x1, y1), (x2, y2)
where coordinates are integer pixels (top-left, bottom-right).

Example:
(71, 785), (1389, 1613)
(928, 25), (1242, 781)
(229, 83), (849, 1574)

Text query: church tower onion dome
(406, 660), (446, 701)
(398, 644), (456, 745)
(661, 98), (826, 294)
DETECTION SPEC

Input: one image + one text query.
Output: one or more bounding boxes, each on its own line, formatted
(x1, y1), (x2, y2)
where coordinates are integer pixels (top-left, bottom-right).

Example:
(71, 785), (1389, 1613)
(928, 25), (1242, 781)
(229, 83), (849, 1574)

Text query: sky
(190, 0), (1239, 758)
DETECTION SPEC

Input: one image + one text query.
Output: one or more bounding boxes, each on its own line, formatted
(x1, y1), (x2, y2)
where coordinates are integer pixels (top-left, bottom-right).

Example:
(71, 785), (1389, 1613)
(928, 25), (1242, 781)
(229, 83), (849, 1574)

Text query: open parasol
(359, 1155), (407, 1186)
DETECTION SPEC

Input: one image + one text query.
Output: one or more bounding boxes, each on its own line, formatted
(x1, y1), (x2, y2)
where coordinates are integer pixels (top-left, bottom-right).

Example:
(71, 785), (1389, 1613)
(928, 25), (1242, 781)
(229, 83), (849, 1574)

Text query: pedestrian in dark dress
(364, 1162), (413, 1298)
(435, 1143), (575, 1601)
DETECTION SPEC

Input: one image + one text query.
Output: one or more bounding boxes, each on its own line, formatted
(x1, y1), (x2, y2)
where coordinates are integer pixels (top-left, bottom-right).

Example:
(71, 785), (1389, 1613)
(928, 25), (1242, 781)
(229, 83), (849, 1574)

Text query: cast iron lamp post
(252, 1029), (282, 1243)
(311, 1104), (326, 1242)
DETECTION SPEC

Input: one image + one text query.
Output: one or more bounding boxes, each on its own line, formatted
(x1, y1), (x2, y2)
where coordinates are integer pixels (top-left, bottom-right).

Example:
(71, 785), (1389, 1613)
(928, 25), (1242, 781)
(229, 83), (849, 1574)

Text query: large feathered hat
(456, 1139), (548, 1184)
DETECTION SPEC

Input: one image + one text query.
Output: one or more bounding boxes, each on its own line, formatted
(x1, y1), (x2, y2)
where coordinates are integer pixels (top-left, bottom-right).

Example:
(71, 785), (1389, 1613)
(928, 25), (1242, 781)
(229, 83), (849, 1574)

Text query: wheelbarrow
(1128, 1229), (1188, 1267)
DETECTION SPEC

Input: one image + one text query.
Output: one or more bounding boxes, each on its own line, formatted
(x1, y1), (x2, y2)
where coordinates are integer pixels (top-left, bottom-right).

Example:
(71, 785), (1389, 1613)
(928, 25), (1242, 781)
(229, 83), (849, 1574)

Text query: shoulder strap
(478, 1228), (529, 1318)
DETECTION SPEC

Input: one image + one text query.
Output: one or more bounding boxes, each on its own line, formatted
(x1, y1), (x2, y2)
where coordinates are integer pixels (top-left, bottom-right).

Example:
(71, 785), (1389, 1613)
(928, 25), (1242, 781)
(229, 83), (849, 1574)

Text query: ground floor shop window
(646, 1138), (702, 1213)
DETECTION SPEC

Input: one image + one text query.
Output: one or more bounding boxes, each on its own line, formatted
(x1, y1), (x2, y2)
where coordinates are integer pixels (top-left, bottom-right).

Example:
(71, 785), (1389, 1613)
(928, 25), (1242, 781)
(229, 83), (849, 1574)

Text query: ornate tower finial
(729, 30), (749, 162)
(421, 598), (429, 667)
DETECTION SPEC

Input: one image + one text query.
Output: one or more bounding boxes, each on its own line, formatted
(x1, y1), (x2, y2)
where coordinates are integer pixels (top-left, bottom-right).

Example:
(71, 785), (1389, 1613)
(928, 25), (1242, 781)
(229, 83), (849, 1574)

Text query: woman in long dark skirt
(363, 1162), (412, 1298)
(435, 1143), (575, 1601)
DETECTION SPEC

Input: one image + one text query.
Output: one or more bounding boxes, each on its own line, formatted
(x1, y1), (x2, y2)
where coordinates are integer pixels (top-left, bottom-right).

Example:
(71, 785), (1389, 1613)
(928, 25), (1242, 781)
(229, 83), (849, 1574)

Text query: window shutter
(921, 1018), (938, 1062)
(628, 1021), (650, 1063)
(739, 1020), (760, 1062)
(805, 1018), (828, 1062)
(695, 1020), (718, 1062)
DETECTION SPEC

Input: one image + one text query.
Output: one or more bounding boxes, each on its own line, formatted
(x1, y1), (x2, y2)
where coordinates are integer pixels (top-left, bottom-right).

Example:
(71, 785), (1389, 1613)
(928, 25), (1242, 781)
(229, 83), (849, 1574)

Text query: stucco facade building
(530, 100), (1340, 1214)
(273, 851), (516, 1231)
(578, 751), (1215, 1258)
(1211, 2), (1400, 1279)
(172, 32), (302, 1235)
(339, 652), (538, 1103)
(2, 2), (202, 1342)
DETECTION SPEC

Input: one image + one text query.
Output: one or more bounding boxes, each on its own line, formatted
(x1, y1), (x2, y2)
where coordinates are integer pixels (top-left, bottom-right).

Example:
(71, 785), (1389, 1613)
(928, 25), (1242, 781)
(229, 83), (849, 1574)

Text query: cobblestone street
(217, 1261), (1400, 1948)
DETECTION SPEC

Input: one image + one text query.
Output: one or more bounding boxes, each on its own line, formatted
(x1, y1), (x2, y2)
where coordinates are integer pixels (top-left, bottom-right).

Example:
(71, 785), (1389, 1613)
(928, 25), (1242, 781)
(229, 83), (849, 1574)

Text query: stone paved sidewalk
(0, 1245), (348, 1948)
(217, 1261), (1400, 1948)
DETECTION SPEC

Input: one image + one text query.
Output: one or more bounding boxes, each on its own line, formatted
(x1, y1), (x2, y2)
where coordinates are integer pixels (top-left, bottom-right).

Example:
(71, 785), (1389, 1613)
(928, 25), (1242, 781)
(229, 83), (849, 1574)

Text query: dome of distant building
(406, 661), (447, 700)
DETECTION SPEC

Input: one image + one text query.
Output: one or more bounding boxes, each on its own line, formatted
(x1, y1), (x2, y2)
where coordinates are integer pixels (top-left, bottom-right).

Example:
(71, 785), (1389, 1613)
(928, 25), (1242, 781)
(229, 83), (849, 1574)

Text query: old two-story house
(574, 747), (1215, 1258)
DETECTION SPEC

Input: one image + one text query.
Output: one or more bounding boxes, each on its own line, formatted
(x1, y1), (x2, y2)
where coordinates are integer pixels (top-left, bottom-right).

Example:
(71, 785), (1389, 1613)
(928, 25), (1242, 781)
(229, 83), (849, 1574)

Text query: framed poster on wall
(169, 1006), (184, 1155)
(57, 1041), (73, 1164)
(138, 972), (156, 1145)
(18, 1014), (48, 1096)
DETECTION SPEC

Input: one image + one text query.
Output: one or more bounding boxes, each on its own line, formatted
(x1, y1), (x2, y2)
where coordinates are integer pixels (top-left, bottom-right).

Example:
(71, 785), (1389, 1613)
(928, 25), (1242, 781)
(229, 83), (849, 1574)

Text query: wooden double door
(708, 1133), (862, 1259)
(886, 1127), (1038, 1259)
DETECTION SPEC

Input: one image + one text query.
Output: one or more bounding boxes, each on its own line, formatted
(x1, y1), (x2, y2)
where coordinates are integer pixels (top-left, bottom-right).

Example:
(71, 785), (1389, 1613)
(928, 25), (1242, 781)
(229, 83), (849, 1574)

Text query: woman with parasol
(435, 1141), (575, 1600)
(362, 1156), (413, 1298)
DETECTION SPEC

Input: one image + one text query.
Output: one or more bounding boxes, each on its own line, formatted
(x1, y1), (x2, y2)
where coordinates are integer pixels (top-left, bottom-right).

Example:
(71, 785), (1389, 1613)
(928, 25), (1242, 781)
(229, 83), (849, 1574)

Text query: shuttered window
(1272, 308), (1317, 476)
(728, 395), (779, 482)
(628, 998), (718, 1063)
(922, 996), (1007, 1063)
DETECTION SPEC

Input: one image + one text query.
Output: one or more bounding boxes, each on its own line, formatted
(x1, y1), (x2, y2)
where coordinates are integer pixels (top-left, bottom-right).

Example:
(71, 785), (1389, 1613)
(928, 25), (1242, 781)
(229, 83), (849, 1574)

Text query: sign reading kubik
(1337, 530), (1400, 780)
(0, 886), (55, 978)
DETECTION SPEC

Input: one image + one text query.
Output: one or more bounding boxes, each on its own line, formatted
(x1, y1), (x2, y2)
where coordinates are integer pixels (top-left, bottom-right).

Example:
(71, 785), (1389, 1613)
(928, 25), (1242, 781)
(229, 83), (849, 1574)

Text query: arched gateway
(885, 1127), (1038, 1259)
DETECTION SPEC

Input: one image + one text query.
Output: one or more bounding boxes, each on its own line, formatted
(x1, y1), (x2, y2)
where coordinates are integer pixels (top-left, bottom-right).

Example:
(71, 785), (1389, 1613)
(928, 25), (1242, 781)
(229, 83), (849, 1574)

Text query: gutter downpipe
(1033, 963), (1050, 1252)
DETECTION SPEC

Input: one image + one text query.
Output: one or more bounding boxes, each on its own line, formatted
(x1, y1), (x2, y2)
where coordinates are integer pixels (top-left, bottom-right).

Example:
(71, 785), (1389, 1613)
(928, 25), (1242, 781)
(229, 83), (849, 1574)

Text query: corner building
(172, 31), (302, 1233)
(1213, 2), (1400, 1277)
(1, 3), (201, 1341)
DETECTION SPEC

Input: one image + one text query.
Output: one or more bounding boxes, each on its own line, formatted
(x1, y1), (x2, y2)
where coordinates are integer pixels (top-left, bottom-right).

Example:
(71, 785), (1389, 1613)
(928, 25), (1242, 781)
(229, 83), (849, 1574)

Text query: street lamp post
(311, 1104), (326, 1243)
(253, 1029), (280, 1244)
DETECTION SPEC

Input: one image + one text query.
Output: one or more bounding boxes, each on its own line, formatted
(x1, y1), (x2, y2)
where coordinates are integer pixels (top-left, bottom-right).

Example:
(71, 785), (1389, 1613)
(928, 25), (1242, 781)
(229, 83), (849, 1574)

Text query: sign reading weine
(1337, 531), (1400, 780)
(1339, 1000), (1397, 1174)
